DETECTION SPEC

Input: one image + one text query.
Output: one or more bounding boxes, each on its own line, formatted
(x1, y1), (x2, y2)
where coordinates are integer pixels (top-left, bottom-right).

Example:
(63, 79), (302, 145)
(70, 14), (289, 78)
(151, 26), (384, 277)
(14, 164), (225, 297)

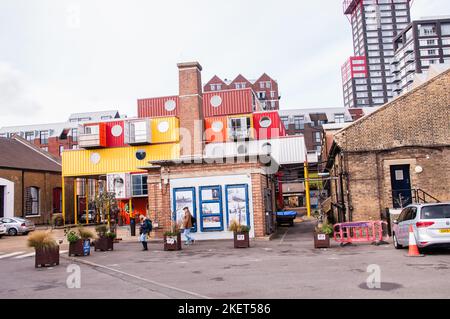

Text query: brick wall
(146, 160), (275, 238)
(329, 69), (450, 221)
(0, 168), (73, 224)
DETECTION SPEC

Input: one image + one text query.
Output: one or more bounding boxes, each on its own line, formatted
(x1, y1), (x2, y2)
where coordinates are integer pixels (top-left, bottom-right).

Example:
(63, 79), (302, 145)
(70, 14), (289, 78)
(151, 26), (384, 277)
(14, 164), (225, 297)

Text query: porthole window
(211, 121), (223, 133)
(262, 142), (272, 154)
(90, 153), (101, 165)
(210, 95), (222, 108)
(136, 150), (147, 161)
(259, 116), (272, 128)
(158, 121), (170, 133)
(164, 99), (176, 112)
(111, 125), (123, 137)
(237, 144), (248, 155)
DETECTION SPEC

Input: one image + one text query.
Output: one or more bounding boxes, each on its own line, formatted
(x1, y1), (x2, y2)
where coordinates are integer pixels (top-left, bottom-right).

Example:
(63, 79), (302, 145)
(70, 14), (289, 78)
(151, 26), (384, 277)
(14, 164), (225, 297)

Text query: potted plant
(94, 225), (115, 252)
(27, 231), (60, 268)
(164, 223), (182, 251)
(314, 223), (333, 249)
(67, 227), (95, 257)
(229, 220), (250, 248)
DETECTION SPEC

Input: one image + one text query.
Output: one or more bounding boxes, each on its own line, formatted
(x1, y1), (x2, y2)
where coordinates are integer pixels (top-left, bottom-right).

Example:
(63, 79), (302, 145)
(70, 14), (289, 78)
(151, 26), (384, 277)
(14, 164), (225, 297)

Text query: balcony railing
(78, 134), (101, 148)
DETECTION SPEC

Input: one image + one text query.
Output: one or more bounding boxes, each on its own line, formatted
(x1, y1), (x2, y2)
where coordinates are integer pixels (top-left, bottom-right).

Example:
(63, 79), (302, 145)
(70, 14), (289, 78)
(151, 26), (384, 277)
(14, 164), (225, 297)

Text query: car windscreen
(421, 205), (450, 219)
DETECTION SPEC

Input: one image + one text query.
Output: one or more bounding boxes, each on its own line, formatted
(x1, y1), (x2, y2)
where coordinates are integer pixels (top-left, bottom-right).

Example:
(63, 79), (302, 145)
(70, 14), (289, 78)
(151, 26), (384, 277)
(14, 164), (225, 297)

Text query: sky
(0, 0), (449, 127)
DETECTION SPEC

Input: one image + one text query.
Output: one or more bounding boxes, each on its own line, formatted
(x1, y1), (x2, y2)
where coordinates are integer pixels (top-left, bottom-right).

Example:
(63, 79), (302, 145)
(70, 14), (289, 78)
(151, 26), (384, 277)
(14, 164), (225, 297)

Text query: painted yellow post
(85, 179), (89, 225)
(304, 162), (311, 218)
(74, 179), (78, 225)
(62, 176), (66, 225)
(129, 198), (133, 220)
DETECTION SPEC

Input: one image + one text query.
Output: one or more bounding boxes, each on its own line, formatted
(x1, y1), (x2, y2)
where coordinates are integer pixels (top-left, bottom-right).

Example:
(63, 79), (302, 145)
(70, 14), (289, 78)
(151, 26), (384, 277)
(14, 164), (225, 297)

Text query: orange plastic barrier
(333, 221), (387, 245)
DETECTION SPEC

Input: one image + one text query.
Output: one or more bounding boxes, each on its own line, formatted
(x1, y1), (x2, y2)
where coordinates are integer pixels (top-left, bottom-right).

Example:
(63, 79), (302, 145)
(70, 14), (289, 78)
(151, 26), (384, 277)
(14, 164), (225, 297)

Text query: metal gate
(264, 188), (275, 235)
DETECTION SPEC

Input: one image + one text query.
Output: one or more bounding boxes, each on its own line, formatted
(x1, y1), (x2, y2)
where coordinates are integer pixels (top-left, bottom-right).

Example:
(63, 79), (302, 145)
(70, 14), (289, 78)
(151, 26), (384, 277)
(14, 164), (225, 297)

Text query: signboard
(226, 185), (250, 227)
(317, 234), (326, 241)
(107, 173), (131, 199)
(173, 188), (196, 232)
(83, 240), (91, 256)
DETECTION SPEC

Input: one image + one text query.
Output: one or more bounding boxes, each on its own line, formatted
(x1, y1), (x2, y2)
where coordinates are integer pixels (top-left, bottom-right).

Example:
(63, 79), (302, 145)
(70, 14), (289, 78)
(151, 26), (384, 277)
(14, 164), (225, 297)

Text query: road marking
(14, 252), (35, 259)
(0, 252), (25, 259)
(63, 256), (210, 299)
(280, 229), (289, 244)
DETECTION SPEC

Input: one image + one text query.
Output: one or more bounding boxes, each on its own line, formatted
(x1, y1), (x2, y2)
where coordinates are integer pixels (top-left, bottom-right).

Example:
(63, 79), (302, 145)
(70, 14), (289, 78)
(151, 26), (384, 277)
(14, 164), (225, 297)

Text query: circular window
(259, 116), (272, 128)
(211, 121), (223, 133)
(212, 146), (224, 157)
(210, 95), (223, 108)
(158, 121), (170, 133)
(136, 150), (147, 161)
(262, 142), (272, 154)
(237, 144), (248, 155)
(111, 125), (123, 137)
(164, 99), (176, 112)
(90, 153), (101, 165)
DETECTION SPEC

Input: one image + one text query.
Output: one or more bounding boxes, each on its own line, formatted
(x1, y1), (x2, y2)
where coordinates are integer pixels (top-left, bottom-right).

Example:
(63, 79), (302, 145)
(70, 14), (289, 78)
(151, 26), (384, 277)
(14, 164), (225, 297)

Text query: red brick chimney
(177, 62), (204, 158)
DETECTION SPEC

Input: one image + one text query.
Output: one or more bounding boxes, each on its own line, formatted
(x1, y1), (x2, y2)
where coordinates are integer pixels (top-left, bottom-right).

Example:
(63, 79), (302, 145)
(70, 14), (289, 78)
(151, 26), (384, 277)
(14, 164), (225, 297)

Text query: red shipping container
(138, 96), (179, 118)
(105, 120), (126, 148)
(253, 111), (286, 140)
(203, 88), (255, 117)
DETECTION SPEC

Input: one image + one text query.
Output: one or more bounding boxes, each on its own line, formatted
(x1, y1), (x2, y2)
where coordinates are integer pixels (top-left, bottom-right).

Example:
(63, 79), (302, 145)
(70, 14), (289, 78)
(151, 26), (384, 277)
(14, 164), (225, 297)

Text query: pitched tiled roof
(0, 136), (61, 172)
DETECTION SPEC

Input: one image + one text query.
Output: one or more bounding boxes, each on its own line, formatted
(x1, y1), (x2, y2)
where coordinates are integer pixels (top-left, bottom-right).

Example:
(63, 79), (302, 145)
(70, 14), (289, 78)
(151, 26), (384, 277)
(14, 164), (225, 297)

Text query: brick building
(325, 67), (450, 222)
(62, 62), (307, 240)
(204, 73), (280, 110)
(0, 136), (73, 224)
(0, 110), (121, 158)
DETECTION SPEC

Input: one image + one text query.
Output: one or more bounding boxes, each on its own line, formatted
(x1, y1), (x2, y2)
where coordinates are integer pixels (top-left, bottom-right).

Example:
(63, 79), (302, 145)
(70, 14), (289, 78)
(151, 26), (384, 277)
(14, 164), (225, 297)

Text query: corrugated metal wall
(105, 120), (125, 148)
(150, 117), (179, 144)
(138, 96), (179, 118)
(203, 89), (254, 117)
(204, 116), (228, 143)
(253, 111), (286, 140)
(62, 143), (180, 177)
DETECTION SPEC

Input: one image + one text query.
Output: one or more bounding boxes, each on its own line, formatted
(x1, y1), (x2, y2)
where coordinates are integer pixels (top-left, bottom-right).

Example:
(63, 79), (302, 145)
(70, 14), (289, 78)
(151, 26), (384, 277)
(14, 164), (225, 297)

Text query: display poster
(226, 185), (249, 226)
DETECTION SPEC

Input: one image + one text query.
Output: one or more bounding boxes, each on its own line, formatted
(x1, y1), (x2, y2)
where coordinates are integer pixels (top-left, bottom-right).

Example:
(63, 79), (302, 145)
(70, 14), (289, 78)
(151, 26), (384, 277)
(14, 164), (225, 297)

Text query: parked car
(0, 217), (36, 236)
(79, 210), (96, 224)
(0, 223), (6, 238)
(393, 203), (450, 250)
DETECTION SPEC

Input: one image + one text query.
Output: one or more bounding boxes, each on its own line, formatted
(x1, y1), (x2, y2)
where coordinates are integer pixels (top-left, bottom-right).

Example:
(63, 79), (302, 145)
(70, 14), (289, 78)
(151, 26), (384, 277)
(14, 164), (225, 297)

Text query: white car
(0, 223), (6, 238)
(393, 203), (450, 250)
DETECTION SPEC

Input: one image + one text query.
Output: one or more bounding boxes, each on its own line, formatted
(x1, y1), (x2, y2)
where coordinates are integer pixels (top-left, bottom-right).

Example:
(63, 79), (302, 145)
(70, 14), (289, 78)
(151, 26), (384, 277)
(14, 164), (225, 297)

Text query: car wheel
(8, 228), (18, 236)
(393, 233), (403, 249)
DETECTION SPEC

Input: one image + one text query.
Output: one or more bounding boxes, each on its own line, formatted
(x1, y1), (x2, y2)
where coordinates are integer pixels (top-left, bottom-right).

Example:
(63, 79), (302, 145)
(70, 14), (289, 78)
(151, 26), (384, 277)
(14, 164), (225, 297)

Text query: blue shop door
(390, 165), (412, 209)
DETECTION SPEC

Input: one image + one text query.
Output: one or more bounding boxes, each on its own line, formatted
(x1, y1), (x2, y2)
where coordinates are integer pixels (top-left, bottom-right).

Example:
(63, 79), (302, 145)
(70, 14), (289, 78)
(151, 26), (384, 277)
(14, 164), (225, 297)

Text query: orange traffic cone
(407, 225), (424, 257)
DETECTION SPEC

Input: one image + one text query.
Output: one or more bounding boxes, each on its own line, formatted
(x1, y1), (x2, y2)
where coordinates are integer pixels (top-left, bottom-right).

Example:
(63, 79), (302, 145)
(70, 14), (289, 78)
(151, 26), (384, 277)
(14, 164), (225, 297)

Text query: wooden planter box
(234, 232), (250, 248)
(314, 232), (330, 249)
(69, 239), (91, 257)
(94, 237), (114, 252)
(35, 246), (60, 268)
(164, 234), (182, 251)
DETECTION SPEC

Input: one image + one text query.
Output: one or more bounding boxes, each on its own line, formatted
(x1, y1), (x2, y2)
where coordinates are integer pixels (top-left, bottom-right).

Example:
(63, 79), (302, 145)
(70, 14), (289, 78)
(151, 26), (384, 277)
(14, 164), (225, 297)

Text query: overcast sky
(0, 0), (449, 127)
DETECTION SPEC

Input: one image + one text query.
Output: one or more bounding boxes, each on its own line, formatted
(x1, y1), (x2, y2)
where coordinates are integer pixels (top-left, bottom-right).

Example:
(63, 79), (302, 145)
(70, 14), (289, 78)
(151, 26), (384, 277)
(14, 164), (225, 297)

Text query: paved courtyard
(1, 220), (450, 299)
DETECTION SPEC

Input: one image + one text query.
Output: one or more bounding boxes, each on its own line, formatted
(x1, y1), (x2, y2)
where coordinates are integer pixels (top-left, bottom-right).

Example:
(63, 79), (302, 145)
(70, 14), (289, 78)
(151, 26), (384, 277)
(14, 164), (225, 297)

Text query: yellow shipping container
(151, 117), (180, 144)
(62, 143), (180, 177)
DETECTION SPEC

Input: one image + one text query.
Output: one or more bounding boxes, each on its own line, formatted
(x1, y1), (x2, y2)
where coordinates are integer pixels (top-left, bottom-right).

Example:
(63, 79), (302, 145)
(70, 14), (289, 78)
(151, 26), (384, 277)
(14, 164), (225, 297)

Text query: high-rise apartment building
(392, 16), (450, 96)
(341, 0), (411, 108)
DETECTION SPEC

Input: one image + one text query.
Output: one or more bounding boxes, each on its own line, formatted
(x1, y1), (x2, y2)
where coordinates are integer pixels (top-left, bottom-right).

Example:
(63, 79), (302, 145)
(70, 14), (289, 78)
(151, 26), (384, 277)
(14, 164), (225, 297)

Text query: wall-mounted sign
(226, 185), (250, 227)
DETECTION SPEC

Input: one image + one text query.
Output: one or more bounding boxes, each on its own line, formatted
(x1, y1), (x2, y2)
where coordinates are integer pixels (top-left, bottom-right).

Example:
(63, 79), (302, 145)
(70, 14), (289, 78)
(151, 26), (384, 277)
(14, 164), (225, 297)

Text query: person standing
(182, 207), (194, 245)
(139, 215), (150, 251)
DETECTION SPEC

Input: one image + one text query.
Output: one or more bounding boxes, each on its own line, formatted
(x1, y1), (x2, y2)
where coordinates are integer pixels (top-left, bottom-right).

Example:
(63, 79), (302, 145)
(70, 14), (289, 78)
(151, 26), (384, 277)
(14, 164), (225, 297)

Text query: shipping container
(104, 120), (126, 148)
(151, 117), (179, 144)
(78, 122), (107, 148)
(138, 96), (179, 118)
(253, 111), (286, 140)
(204, 116), (228, 143)
(203, 136), (306, 166)
(226, 114), (254, 141)
(62, 143), (180, 177)
(203, 88), (258, 117)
